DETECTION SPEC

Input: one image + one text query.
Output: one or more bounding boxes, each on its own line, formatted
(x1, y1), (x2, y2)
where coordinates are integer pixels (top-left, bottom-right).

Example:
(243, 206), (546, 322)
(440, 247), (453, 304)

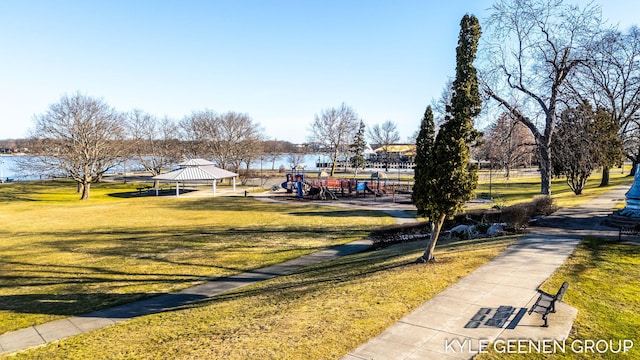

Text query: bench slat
(528, 281), (569, 327)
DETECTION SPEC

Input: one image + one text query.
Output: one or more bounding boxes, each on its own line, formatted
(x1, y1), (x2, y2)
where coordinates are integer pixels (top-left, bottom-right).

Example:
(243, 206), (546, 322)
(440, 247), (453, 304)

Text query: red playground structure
(281, 172), (411, 200)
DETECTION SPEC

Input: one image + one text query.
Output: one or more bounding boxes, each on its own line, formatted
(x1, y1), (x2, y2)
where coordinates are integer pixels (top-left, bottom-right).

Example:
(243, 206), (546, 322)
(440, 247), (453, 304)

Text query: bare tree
(127, 109), (182, 187)
(624, 117), (640, 174)
(219, 111), (264, 173)
(27, 93), (125, 200)
(261, 140), (288, 170)
(179, 109), (215, 158)
(478, 112), (536, 178)
(368, 120), (401, 171)
(287, 153), (306, 171)
(431, 78), (454, 126)
(180, 110), (264, 172)
(571, 26), (640, 180)
(307, 103), (360, 176)
(482, 0), (601, 195)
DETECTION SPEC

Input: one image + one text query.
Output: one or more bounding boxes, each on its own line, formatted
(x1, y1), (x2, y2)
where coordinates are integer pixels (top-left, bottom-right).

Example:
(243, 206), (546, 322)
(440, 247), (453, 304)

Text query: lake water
(0, 154), (328, 182)
(0, 156), (40, 181)
(251, 154), (328, 172)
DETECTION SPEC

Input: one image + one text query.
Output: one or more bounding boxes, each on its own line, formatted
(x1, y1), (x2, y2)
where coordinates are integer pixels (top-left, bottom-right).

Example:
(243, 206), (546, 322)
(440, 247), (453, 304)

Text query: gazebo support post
(175, 181), (179, 197)
(232, 177), (236, 192)
(213, 180), (217, 196)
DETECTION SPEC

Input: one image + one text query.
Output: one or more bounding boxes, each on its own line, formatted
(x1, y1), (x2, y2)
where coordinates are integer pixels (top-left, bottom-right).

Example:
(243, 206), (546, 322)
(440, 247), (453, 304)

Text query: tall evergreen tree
(417, 14), (482, 263)
(350, 120), (367, 176)
(412, 106), (436, 217)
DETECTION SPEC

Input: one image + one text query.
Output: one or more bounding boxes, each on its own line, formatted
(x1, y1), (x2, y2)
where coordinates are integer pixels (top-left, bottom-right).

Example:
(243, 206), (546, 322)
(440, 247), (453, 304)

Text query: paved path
(0, 203), (416, 355)
(342, 185), (628, 360)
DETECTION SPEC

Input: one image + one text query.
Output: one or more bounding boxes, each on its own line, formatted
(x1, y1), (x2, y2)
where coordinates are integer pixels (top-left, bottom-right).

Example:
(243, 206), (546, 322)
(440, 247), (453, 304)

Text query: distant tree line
(18, 93), (301, 199)
(17, 91), (405, 200)
(0, 139), (30, 153)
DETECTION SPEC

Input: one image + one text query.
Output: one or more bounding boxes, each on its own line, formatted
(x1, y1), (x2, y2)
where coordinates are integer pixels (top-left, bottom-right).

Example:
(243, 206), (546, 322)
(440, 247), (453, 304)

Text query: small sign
(465, 306), (528, 329)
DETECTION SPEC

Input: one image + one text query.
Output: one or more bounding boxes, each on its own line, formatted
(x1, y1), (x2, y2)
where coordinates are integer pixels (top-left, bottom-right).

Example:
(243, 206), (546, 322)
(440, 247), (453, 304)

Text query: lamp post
(489, 160), (493, 200)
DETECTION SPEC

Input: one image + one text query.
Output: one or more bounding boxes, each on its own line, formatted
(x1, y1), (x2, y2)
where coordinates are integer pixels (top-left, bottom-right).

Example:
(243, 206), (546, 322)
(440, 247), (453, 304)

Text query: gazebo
(152, 159), (238, 197)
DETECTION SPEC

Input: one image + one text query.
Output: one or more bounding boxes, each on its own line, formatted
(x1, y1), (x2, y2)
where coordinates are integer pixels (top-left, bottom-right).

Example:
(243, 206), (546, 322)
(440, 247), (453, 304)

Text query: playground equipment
(280, 171), (411, 200)
(281, 173), (306, 198)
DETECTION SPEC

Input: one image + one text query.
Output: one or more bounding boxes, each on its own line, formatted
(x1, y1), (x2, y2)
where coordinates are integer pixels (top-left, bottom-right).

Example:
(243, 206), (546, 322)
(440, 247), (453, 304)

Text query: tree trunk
(599, 167), (610, 187)
(418, 214), (447, 263)
(538, 142), (552, 195)
(76, 181), (82, 194)
(384, 151), (389, 172)
(330, 148), (338, 176)
(80, 181), (91, 200)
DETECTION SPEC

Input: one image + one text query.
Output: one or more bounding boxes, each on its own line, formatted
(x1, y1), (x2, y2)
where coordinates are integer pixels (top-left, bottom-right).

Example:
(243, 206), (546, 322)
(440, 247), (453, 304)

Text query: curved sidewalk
(0, 208), (415, 356)
(342, 185), (628, 360)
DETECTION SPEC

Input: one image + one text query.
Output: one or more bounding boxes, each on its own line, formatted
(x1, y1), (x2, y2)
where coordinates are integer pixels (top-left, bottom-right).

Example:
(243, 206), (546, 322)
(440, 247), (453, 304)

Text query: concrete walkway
(342, 185), (628, 360)
(0, 205), (415, 356)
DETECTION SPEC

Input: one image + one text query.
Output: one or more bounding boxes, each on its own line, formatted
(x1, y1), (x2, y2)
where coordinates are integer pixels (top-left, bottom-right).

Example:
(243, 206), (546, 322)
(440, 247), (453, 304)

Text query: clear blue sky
(1, 1), (638, 143)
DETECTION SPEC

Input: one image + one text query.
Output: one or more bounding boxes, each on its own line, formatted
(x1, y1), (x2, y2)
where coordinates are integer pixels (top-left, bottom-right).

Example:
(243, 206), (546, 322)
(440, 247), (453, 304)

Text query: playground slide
(364, 183), (382, 196)
(282, 180), (305, 197)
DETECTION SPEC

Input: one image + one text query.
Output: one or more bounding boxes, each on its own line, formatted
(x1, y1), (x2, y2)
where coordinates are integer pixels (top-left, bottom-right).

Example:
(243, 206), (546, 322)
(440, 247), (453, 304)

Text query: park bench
(528, 281), (569, 327)
(618, 224), (640, 241)
(136, 185), (152, 194)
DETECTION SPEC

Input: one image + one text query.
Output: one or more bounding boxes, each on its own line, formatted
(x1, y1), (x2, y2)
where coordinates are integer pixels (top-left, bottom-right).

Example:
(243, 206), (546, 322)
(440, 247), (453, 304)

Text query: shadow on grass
(0, 293), (163, 316)
(180, 237), (514, 312)
(0, 182), (46, 202)
(0, 235), (513, 324)
(580, 236), (640, 271)
(107, 189), (200, 199)
(0, 227), (372, 318)
(289, 210), (390, 218)
(159, 197), (391, 219)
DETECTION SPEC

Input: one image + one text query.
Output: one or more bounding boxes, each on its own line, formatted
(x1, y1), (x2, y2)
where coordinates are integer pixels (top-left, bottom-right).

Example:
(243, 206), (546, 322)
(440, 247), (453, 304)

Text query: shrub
(500, 203), (532, 231)
(500, 195), (556, 231)
(475, 221), (491, 234)
(532, 195), (556, 215)
(371, 196), (556, 245)
(370, 222), (433, 247)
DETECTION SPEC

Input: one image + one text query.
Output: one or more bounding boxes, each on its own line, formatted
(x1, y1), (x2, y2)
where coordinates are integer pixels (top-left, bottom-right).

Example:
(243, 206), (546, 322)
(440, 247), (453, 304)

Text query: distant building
(371, 144), (416, 163)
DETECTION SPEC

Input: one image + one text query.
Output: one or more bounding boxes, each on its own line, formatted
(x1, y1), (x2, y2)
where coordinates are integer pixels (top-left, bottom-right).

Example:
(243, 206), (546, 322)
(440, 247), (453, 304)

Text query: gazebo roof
(152, 159), (238, 181)
(178, 158), (215, 167)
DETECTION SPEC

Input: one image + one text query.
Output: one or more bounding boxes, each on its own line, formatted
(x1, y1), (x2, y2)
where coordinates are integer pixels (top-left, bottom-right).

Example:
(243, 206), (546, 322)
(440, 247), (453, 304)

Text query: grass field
(1, 168), (637, 359)
(476, 166), (634, 208)
(4, 236), (516, 359)
(0, 180), (394, 334)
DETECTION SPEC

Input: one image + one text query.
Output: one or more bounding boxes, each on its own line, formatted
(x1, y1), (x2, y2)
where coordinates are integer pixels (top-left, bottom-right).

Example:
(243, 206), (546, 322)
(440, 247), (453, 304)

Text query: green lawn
(476, 166), (633, 208)
(0, 180), (393, 334)
(4, 236), (515, 359)
(1, 172), (638, 359)
(476, 237), (640, 359)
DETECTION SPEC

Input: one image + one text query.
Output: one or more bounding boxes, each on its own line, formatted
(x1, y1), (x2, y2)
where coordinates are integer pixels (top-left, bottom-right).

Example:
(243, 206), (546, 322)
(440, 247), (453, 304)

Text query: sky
(1, 1), (639, 144)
